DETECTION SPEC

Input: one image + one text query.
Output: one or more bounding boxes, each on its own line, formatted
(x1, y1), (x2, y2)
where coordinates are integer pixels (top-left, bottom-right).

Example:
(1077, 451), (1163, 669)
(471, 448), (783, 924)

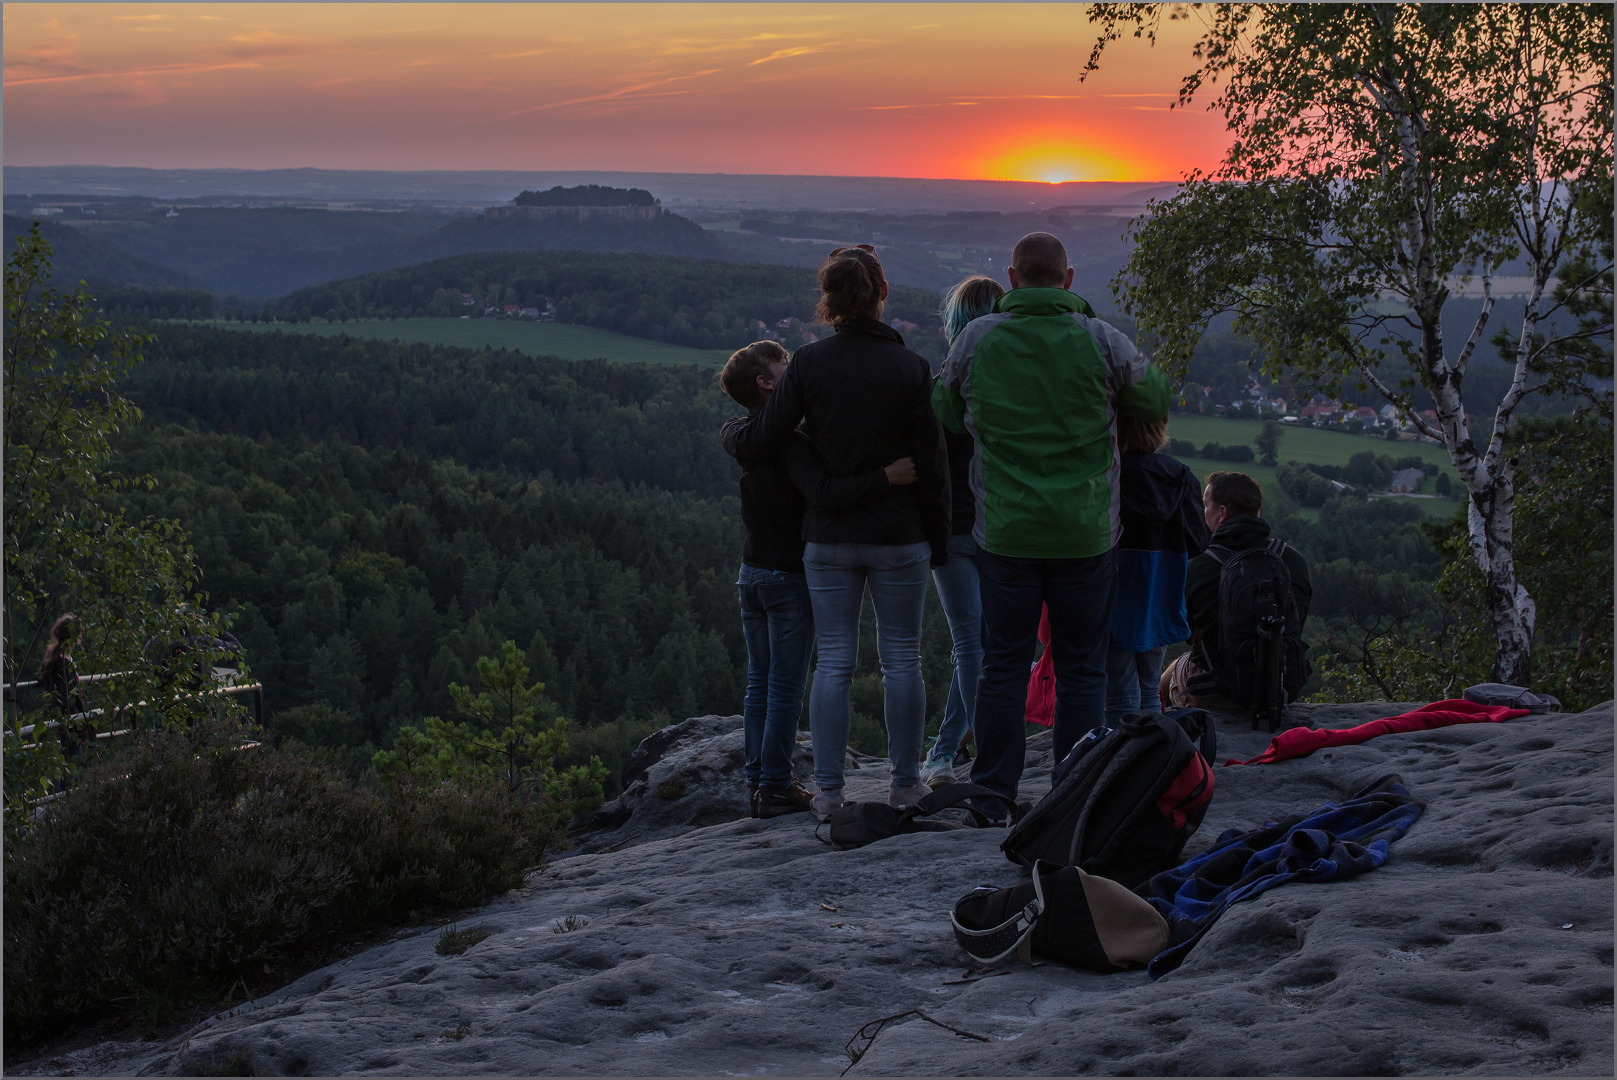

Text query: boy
(718, 341), (915, 818)
(1107, 414), (1210, 723)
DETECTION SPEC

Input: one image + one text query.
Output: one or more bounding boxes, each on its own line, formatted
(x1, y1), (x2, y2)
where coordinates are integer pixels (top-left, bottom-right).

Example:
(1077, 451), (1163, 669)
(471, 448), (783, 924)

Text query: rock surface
(34, 703), (1617, 1076)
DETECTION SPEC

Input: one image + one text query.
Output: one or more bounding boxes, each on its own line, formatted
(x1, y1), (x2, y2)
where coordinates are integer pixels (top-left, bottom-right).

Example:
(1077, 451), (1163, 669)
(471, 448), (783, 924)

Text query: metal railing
(10, 670), (264, 748)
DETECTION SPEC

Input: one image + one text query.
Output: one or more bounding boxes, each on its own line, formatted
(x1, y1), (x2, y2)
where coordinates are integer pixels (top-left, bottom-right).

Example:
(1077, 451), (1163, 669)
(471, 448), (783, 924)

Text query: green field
(1163, 413), (1463, 520)
(191, 318), (737, 367)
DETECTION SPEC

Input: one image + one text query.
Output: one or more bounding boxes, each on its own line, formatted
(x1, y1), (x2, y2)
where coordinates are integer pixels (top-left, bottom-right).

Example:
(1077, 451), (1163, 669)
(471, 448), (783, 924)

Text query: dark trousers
(969, 548), (1115, 802)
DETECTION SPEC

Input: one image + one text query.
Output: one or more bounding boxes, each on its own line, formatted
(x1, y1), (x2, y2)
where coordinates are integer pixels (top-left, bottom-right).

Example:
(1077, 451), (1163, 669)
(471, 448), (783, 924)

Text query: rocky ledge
(33, 702), (1617, 1076)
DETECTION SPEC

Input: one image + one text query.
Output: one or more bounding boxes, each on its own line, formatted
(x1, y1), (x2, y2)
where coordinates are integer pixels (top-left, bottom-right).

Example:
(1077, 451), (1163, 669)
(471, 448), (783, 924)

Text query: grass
(435, 923), (491, 956)
(1164, 413), (1464, 520)
(187, 318), (737, 368)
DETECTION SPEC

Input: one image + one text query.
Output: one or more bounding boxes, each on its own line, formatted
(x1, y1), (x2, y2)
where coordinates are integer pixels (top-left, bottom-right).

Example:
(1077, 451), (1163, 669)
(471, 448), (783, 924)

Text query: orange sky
(4, 4), (1230, 182)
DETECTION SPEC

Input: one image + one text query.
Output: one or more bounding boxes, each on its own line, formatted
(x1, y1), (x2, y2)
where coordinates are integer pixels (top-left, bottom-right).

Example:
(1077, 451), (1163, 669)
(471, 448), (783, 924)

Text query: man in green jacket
(932, 232), (1170, 805)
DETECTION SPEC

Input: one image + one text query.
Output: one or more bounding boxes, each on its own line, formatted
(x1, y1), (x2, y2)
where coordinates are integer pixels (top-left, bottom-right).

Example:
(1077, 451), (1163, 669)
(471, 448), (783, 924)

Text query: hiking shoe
(747, 781), (760, 819)
(888, 782), (932, 810)
(810, 788), (846, 822)
(919, 753), (956, 787)
(756, 781), (813, 819)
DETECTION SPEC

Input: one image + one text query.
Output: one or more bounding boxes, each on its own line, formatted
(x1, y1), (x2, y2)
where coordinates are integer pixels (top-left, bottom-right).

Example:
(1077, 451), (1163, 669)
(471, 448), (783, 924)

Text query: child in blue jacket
(1107, 415), (1210, 723)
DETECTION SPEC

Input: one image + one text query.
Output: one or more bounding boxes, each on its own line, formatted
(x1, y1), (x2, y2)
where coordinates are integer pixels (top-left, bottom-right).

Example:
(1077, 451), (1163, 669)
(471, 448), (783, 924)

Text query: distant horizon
(6, 164), (1185, 214)
(5, 4), (1228, 182)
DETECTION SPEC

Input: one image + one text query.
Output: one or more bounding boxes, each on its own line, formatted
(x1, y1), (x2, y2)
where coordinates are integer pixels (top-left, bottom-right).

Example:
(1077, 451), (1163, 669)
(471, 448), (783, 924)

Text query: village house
(1388, 468), (1424, 494)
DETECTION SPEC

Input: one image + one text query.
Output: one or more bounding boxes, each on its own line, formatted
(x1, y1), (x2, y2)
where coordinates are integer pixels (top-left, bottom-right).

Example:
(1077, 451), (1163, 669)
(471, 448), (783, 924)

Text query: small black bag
(1000, 710), (1214, 888)
(1463, 682), (1562, 713)
(950, 860), (1168, 971)
(826, 783), (1019, 851)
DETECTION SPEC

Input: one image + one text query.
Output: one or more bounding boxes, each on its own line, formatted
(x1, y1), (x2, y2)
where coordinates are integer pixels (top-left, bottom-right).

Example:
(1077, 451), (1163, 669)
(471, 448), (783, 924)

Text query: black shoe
(755, 781), (813, 818)
(747, 782), (759, 819)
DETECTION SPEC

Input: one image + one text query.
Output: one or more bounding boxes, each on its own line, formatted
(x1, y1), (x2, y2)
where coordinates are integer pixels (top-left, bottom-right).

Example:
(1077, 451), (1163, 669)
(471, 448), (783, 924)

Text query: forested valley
(104, 320), (1594, 802)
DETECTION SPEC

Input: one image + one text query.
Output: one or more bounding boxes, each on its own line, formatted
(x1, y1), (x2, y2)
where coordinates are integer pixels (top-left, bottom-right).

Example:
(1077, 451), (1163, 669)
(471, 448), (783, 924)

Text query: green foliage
(260, 251), (950, 360)
(1311, 415), (1612, 709)
(3, 225), (237, 833)
(108, 424), (748, 788)
(435, 923), (491, 955)
(3, 721), (550, 1037)
(374, 640), (607, 818)
(1089, 3), (1613, 682)
(1255, 420), (1282, 466)
(206, 316), (735, 367)
(123, 323), (744, 495)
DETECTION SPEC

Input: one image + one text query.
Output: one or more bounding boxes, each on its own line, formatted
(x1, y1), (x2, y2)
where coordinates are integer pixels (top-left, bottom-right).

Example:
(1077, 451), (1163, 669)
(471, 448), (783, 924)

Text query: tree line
(250, 251), (952, 360)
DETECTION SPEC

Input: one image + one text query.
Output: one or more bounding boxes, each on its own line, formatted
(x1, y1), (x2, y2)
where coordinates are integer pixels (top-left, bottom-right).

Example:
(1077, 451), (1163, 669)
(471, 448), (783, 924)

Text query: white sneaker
(810, 788), (846, 822)
(888, 782), (932, 810)
(919, 753), (956, 787)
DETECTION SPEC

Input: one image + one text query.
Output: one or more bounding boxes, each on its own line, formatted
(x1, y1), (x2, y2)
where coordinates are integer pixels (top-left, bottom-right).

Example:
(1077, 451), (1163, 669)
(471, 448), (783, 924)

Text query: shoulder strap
(1267, 538), (1286, 556)
(949, 861), (1049, 967)
(1205, 545), (1233, 565)
(909, 782), (1019, 826)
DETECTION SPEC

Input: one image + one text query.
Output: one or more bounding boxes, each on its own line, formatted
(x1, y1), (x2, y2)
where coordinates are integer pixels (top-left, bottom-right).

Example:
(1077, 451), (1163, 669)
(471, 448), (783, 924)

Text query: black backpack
(1203, 539), (1309, 731)
(1000, 710), (1215, 889)
(824, 783), (1020, 850)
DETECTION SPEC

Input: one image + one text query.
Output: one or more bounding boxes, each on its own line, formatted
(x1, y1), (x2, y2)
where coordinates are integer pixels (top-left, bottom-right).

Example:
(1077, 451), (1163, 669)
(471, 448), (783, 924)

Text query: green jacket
(931, 288), (1170, 558)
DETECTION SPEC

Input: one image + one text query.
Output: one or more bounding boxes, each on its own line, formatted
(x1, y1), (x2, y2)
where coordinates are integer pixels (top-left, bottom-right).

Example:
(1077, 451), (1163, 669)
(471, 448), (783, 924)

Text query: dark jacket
(1185, 516), (1312, 663)
(719, 421), (894, 575)
(728, 318), (951, 563)
(40, 654), (84, 715)
(944, 426), (976, 537)
(1112, 452), (1211, 651)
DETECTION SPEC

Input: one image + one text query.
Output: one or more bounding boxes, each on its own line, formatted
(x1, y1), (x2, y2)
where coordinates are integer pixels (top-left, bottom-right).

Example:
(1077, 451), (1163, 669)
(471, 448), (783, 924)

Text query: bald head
(1011, 232), (1070, 288)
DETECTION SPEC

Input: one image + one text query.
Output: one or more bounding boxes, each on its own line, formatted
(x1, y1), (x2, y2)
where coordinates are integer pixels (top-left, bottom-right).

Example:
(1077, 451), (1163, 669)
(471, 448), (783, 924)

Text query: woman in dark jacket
(729, 246), (950, 819)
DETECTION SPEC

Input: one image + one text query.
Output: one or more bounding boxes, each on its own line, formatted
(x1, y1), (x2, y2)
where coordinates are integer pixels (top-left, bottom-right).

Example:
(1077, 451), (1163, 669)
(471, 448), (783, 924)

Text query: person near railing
(146, 605), (244, 714)
(38, 612), (92, 766)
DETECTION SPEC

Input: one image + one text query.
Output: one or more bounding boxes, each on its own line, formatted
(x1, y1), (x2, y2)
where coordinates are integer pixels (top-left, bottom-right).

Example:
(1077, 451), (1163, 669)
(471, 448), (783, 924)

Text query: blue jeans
(737, 564), (815, 789)
(930, 534), (982, 758)
(803, 540), (931, 793)
(971, 548), (1115, 802)
(1105, 646), (1166, 726)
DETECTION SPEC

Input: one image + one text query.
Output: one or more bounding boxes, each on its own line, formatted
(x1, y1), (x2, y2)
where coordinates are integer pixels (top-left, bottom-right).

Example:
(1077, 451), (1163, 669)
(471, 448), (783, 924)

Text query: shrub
(4, 721), (558, 1039)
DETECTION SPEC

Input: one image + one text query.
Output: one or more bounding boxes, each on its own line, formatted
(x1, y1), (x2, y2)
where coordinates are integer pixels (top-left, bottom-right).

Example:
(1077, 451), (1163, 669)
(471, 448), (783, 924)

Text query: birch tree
(1087, 3), (1613, 684)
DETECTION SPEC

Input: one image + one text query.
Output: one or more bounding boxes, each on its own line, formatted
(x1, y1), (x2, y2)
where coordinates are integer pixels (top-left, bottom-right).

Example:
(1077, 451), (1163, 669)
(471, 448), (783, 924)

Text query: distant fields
(192, 318), (737, 367)
(1164, 414), (1463, 520)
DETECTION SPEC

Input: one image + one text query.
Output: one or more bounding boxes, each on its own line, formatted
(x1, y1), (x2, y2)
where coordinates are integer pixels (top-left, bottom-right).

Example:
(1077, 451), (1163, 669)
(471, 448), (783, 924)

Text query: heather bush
(3, 720), (560, 1039)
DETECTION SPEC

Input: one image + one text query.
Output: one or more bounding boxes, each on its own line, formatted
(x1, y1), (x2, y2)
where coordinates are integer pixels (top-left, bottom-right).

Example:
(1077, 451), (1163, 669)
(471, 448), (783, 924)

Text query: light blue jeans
(803, 540), (931, 793)
(1105, 645), (1167, 726)
(929, 534), (982, 759)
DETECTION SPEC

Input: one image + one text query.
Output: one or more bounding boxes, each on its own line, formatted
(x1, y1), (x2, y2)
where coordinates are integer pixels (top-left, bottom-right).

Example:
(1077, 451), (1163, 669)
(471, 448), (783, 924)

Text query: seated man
(1162, 471), (1311, 711)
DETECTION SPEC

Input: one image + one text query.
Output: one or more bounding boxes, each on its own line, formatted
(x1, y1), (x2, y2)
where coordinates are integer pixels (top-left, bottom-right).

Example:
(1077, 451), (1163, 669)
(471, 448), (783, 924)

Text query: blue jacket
(1141, 773), (1425, 978)
(1112, 452), (1210, 652)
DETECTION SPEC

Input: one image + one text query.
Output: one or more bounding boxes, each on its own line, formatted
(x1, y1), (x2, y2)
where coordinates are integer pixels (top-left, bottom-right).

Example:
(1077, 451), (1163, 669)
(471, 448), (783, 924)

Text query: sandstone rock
(36, 702), (1613, 1077)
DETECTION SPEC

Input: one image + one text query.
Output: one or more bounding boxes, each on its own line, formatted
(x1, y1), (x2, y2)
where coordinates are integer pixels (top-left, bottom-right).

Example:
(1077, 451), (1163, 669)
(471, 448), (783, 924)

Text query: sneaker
(919, 753), (956, 787)
(747, 781), (759, 819)
(888, 782), (932, 810)
(810, 788), (846, 822)
(755, 781), (813, 819)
